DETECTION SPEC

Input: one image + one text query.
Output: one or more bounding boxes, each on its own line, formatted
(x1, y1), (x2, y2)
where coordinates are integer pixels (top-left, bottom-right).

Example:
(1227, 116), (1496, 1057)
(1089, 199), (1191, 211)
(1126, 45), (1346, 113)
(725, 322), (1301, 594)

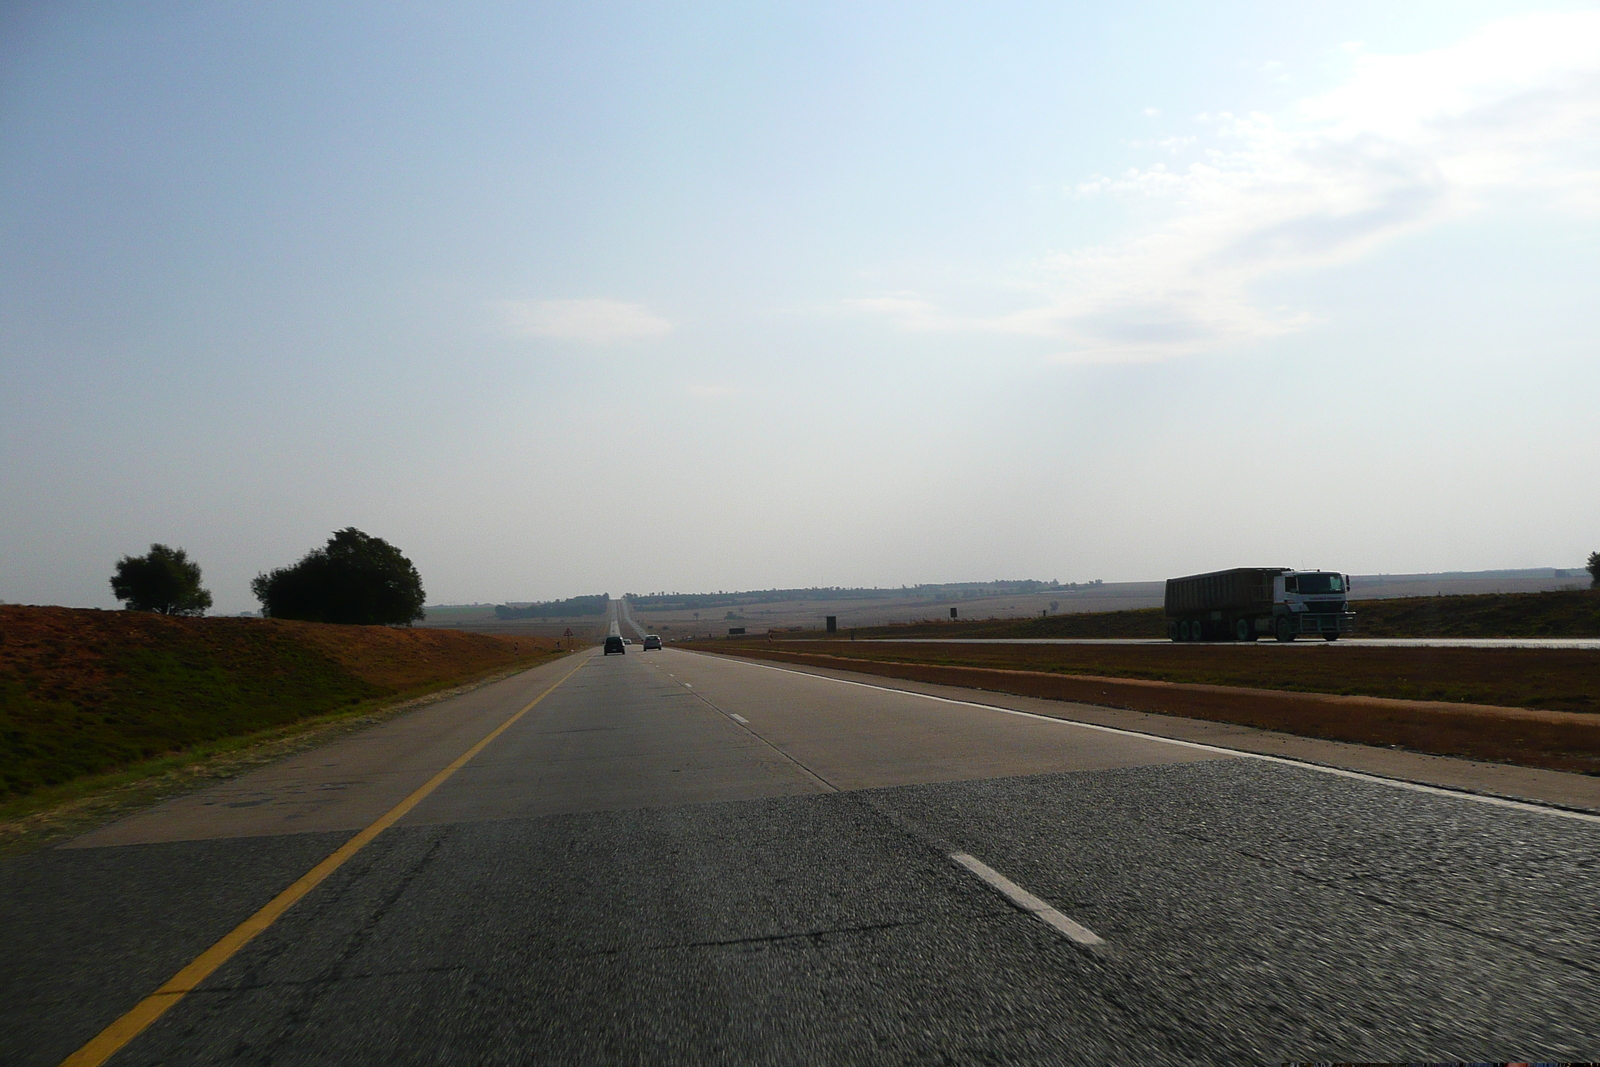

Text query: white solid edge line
(731, 713), (749, 724)
(951, 853), (1104, 945)
(695, 654), (1600, 827)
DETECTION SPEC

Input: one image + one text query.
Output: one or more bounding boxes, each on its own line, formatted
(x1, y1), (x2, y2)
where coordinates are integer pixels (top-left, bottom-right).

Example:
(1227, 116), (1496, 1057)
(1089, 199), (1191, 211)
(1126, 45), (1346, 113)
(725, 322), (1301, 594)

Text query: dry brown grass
(274, 618), (558, 689)
(1, 606), (563, 801)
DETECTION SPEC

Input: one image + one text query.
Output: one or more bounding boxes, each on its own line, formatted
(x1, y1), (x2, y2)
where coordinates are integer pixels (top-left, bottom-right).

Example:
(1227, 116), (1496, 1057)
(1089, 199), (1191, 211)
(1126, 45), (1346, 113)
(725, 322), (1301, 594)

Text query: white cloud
(498, 299), (672, 344)
(852, 12), (1600, 363)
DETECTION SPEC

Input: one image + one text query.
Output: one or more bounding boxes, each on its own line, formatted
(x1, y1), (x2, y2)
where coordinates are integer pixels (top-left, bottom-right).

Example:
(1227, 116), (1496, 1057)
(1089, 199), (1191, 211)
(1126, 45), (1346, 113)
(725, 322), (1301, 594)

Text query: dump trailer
(1164, 567), (1356, 643)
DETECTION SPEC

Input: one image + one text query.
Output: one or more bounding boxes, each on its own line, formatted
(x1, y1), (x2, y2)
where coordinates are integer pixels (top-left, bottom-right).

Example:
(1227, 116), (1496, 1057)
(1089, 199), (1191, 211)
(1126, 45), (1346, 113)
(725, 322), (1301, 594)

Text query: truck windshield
(1294, 573), (1344, 594)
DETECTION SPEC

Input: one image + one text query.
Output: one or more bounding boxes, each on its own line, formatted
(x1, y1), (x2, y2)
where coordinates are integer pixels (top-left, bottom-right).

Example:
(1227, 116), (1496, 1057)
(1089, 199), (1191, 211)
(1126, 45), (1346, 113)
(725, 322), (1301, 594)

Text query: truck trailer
(1164, 567), (1355, 643)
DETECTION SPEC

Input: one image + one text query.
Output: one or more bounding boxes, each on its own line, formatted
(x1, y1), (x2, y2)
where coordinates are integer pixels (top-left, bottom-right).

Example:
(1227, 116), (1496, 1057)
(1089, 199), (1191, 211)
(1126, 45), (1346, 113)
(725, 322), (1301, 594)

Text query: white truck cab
(1271, 571), (1354, 642)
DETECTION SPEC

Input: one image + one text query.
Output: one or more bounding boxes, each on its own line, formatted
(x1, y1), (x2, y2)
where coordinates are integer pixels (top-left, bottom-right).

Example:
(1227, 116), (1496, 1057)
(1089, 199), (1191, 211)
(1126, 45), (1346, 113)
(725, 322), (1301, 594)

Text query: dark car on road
(603, 635), (625, 655)
(643, 635), (662, 650)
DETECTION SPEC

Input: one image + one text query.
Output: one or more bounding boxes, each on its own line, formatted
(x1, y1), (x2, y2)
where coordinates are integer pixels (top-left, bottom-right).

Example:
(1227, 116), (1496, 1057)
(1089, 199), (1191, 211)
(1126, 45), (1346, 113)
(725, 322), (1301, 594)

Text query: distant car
(643, 635), (662, 650)
(622, 638), (632, 645)
(603, 635), (625, 655)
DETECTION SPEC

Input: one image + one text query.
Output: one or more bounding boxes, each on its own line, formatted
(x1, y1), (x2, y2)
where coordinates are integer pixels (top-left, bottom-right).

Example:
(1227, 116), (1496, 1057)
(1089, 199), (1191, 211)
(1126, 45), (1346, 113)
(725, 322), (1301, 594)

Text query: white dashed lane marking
(951, 853), (1105, 946)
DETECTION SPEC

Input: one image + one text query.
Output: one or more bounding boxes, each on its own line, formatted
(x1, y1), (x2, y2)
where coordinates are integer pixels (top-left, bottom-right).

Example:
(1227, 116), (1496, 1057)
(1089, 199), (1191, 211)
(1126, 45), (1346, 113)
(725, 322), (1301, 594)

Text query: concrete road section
(5, 646), (1599, 1065)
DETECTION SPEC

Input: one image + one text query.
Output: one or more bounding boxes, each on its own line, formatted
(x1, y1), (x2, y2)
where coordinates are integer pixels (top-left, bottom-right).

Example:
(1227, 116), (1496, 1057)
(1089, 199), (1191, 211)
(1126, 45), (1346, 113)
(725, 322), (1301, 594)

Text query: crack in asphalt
(192, 919), (944, 992)
(1223, 840), (1600, 979)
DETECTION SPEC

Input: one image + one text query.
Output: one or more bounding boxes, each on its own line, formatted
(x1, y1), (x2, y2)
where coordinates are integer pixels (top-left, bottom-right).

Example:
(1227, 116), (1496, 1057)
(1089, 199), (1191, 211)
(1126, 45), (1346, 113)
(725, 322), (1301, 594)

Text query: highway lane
(6, 646), (1600, 1064)
(616, 596), (649, 641)
(867, 636), (1600, 649)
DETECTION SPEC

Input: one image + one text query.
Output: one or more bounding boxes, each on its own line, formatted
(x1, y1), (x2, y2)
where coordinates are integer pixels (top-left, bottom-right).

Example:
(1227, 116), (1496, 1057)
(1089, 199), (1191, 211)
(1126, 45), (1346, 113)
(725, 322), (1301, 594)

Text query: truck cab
(1271, 571), (1354, 642)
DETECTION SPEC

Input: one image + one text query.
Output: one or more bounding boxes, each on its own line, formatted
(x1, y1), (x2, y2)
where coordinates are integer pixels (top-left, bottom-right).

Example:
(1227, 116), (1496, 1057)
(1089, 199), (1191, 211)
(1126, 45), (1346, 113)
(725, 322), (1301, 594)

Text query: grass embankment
(834, 588), (1600, 640)
(0, 605), (562, 804)
(683, 641), (1600, 774)
(1352, 590), (1600, 636)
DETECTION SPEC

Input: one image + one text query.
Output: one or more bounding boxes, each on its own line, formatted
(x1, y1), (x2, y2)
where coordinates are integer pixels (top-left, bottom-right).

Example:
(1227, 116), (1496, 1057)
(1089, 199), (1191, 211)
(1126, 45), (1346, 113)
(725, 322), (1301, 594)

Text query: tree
(1588, 551), (1600, 589)
(110, 544), (213, 615)
(251, 528), (425, 625)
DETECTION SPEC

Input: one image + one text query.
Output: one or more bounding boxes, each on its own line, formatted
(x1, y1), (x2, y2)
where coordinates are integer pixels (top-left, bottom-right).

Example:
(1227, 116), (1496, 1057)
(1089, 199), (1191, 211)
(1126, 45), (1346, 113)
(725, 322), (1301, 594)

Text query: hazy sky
(4, 1), (1598, 612)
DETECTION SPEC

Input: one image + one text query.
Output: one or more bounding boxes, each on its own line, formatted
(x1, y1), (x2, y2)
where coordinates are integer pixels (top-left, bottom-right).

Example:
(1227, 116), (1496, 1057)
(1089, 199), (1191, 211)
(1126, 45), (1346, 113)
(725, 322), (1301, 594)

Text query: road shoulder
(686, 649), (1600, 814)
(0, 651), (584, 856)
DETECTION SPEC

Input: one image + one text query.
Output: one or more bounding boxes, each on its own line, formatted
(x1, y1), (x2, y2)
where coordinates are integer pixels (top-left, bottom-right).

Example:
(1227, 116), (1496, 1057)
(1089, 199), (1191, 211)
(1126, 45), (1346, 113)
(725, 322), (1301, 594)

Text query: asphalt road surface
(6, 647), (1600, 1065)
(870, 636), (1600, 649)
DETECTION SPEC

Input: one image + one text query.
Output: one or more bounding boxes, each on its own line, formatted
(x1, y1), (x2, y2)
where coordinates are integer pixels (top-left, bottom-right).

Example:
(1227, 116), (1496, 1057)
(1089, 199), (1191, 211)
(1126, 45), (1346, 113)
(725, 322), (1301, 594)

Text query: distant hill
(624, 580), (1083, 612)
(423, 567), (1592, 635)
(494, 594), (610, 619)
(619, 568), (1588, 618)
(1348, 568), (1590, 600)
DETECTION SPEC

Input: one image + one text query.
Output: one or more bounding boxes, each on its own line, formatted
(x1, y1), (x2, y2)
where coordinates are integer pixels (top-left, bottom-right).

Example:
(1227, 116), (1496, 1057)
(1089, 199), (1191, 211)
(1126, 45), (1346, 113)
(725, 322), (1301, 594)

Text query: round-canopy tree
(110, 544), (214, 615)
(252, 528), (426, 625)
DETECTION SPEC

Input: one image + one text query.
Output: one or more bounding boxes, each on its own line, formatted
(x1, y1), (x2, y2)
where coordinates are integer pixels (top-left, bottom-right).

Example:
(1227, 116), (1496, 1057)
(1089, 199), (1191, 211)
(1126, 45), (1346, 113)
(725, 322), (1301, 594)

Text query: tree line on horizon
(109, 528), (425, 626)
(104, 545), (1600, 624)
(623, 579), (1094, 612)
(494, 594), (610, 619)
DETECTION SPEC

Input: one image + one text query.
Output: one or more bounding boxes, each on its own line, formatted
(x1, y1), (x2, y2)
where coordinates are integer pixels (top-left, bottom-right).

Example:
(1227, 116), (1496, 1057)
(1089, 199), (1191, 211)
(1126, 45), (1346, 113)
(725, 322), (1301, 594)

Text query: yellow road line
(60, 655), (589, 1067)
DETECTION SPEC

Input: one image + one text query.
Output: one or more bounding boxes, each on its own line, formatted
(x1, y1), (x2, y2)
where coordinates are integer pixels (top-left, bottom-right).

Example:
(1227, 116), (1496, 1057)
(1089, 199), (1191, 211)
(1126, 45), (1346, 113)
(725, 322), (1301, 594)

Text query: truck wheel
(1168, 620), (1180, 642)
(1177, 620), (1191, 641)
(1274, 616), (1296, 643)
(1234, 618), (1251, 642)
(1323, 633), (1339, 642)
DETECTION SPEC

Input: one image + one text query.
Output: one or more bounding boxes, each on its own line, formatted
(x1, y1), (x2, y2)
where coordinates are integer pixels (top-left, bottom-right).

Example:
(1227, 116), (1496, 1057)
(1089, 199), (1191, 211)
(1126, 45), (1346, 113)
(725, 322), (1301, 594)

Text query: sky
(3, 1), (1598, 613)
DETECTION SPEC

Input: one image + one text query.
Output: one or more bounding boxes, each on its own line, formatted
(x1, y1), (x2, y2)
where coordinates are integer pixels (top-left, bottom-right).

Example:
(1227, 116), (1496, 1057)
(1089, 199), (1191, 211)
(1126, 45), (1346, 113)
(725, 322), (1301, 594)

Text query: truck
(1164, 567), (1355, 643)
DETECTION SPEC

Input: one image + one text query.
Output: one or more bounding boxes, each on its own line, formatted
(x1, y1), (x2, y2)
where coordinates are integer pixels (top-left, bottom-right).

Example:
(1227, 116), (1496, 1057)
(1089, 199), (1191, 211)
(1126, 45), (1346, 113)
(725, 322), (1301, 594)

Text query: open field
(417, 603), (609, 639)
(684, 641), (1600, 775)
(1349, 589), (1600, 636)
(411, 571), (1592, 640)
(0, 606), (564, 802)
(1348, 568), (1592, 599)
(791, 588), (1600, 641)
(624, 586), (1174, 636)
(614, 569), (1592, 636)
